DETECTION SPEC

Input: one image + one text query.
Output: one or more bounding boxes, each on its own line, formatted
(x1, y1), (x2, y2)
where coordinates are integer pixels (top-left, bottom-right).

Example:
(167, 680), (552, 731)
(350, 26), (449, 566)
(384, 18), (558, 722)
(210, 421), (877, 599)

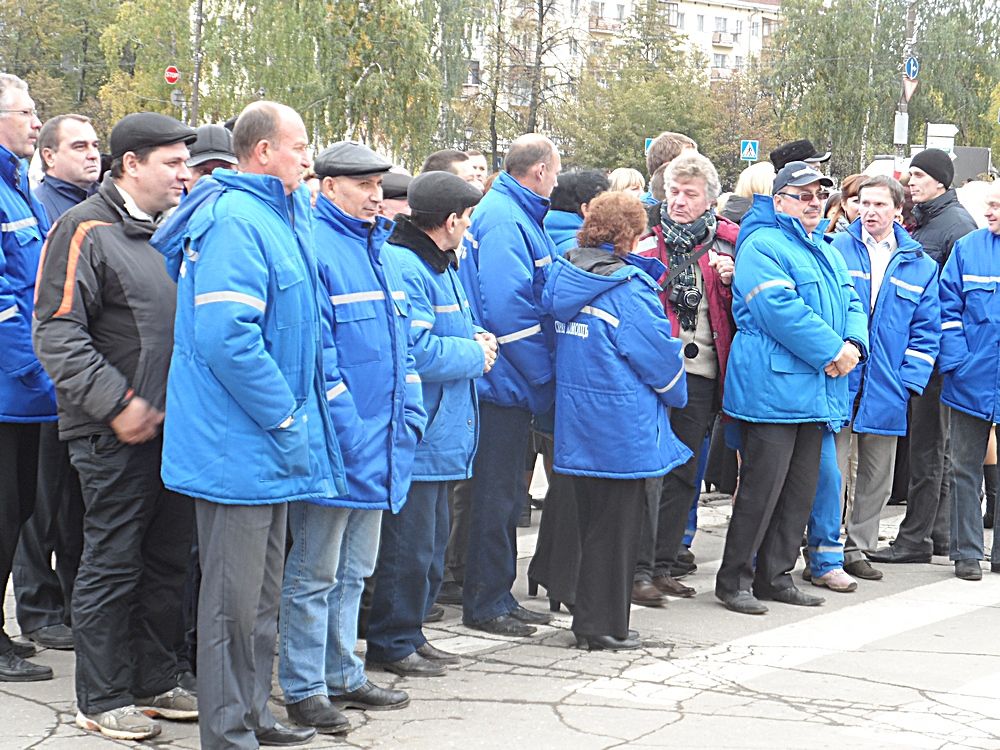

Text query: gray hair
(0, 73), (29, 112)
(666, 152), (721, 204)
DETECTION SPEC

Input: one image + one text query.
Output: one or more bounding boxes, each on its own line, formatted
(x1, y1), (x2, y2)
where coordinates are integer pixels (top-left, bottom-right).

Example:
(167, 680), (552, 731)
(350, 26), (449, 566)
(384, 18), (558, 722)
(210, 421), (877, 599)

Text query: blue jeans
(279, 503), (382, 703)
(366, 481), (450, 662)
(948, 407), (992, 562)
(463, 402), (532, 624)
(807, 430), (846, 577)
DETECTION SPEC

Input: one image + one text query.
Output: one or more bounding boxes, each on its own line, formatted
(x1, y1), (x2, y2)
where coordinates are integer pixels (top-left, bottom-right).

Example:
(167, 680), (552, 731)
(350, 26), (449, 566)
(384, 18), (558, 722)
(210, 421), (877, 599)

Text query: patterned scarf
(659, 205), (717, 330)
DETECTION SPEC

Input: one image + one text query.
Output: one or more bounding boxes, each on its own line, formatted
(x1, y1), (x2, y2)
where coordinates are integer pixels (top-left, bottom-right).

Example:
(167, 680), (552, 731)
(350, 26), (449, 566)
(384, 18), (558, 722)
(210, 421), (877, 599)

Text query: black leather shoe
(423, 604), (445, 623)
(991, 562), (1000, 574)
(465, 614), (536, 637)
(844, 560), (883, 580)
(417, 642), (461, 665)
(509, 605), (552, 625)
(330, 680), (409, 711)
(677, 546), (695, 565)
(436, 581), (463, 605)
(670, 561), (697, 578)
(574, 634), (641, 651)
(717, 590), (768, 615)
(7, 640), (36, 659)
(368, 651), (446, 678)
(285, 695), (349, 734)
(25, 624), (74, 650)
(0, 651), (54, 682)
(867, 545), (931, 564)
(760, 586), (824, 607)
(256, 721), (318, 746)
(652, 575), (695, 598)
(631, 581), (666, 607)
(955, 559), (983, 581)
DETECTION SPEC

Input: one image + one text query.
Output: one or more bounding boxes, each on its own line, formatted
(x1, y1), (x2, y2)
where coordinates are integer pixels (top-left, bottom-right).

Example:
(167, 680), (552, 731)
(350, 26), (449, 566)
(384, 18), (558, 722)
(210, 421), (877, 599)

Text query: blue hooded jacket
(543, 246), (691, 479)
(939, 228), (1000, 421)
(314, 195), (426, 512)
(458, 170), (556, 414)
(158, 171), (347, 505)
(543, 209), (583, 253)
(0, 144), (55, 422)
(724, 195), (869, 427)
(831, 220), (940, 435)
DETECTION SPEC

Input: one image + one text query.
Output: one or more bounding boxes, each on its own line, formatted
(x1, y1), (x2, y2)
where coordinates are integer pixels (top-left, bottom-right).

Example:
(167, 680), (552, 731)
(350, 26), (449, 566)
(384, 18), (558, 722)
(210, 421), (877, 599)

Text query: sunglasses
(776, 189), (830, 203)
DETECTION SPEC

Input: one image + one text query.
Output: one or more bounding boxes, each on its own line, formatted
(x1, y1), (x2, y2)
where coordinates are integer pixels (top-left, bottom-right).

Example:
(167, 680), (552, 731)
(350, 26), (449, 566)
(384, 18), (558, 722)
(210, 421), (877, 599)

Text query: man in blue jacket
(457, 134), (560, 636)
(367, 171), (494, 677)
(717, 161), (868, 615)
(937, 180), (1000, 581)
(0, 72), (56, 683)
(159, 102), (333, 750)
(278, 141), (426, 733)
(827, 176), (939, 583)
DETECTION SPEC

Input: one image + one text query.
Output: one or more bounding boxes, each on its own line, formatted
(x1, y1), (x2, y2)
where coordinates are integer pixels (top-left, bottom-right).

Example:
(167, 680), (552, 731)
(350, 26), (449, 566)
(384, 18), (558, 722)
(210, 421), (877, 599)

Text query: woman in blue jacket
(544, 191), (689, 651)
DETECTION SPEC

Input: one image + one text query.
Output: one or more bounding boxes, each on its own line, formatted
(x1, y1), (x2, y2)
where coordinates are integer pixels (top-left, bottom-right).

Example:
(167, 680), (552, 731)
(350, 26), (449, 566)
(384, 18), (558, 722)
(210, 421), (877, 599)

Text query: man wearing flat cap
(366, 172), (496, 677)
(716, 161), (868, 615)
(277, 140), (426, 732)
(769, 139), (832, 171)
(870, 147), (977, 566)
(378, 170), (411, 220)
(34, 112), (199, 741)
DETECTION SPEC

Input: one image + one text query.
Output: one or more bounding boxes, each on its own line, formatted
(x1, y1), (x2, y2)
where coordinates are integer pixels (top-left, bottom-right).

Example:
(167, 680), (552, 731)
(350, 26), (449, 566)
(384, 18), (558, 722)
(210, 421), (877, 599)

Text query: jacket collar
(845, 217), (923, 258)
(314, 194), (393, 254)
(98, 174), (158, 238)
(493, 170), (550, 226)
(737, 193), (829, 253)
(40, 174), (97, 202)
(212, 170), (313, 228)
(0, 144), (24, 186)
(913, 188), (959, 226)
(387, 216), (452, 273)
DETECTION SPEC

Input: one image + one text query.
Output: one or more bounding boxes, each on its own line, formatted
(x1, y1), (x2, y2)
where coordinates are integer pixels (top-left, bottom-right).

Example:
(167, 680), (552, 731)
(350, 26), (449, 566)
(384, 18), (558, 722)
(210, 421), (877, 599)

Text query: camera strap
(660, 242), (712, 291)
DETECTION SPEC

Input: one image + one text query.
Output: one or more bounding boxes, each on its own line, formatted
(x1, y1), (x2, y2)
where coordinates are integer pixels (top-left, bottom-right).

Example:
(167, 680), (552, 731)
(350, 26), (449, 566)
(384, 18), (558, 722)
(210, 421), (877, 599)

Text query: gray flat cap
(314, 141), (392, 178)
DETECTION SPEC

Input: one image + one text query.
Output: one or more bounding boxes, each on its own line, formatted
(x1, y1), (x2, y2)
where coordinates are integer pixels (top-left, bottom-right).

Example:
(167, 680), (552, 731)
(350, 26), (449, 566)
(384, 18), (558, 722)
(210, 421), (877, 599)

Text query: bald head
(233, 101), (310, 194)
(504, 134), (560, 198)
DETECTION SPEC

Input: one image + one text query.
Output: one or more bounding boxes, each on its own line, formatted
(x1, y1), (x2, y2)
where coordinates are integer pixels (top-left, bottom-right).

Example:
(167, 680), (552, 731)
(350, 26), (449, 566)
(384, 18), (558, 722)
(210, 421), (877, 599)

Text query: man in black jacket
(33, 113), (198, 742)
(870, 148), (977, 564)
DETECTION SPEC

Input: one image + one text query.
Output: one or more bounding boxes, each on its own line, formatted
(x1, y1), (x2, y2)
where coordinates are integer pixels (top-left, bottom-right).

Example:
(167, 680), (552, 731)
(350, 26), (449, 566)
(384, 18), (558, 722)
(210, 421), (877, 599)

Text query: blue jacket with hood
(724, 195), (869, 427)
(831, 220), (940, 435)
(156, 171), (347, 505)
(314, 194), (426, 513)
(458, 170), (556, 414)
(939, 228), (1000, 421)
(0, 144), (55, 422)
(543, 245), (691, 479)
(543, 209), (583, 253)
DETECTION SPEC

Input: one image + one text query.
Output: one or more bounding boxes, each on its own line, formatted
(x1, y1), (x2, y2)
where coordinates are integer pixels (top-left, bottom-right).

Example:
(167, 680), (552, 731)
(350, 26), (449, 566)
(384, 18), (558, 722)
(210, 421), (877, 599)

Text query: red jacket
(637, 216), (739, 393)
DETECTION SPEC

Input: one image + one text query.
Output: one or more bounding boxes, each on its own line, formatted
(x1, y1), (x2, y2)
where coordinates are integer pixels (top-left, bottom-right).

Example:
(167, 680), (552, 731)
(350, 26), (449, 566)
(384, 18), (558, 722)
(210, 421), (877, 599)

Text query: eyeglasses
(0, 108), (39, 119)
(776, 190), (830, 203)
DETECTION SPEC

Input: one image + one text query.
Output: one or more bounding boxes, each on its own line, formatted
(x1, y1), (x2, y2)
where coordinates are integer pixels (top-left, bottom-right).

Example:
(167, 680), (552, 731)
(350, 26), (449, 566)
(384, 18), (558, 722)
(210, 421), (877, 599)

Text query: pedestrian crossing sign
(740, 139), (759, 162)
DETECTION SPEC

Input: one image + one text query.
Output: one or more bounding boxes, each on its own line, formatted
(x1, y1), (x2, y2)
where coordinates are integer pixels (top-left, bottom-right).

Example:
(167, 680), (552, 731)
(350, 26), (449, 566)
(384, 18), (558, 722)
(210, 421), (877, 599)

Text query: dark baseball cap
(773, 161), (834, 194)
(187, 124), (237, 167)
(109, 112), (197, 160)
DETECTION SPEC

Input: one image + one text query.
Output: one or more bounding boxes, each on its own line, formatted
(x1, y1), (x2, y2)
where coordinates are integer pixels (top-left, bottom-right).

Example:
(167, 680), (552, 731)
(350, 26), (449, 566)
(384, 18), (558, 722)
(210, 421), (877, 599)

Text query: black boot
(984, 464), (998, 529)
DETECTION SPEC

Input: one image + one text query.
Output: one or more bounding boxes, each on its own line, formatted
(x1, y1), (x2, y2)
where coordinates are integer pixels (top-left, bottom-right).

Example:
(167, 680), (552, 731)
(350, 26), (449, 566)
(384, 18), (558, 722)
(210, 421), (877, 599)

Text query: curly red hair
(577, 191), (648, 257)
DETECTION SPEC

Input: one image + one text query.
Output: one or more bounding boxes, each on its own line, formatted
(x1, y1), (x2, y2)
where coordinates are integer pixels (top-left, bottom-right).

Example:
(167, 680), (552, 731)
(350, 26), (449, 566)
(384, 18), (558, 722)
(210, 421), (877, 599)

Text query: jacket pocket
(333, 301), (381, 366)
(886, 280), (921, 332)
(274, 259), (308, 329)
(963, 279), (997, 324)
(770, 352), (815, 374)
(259, 410), (311, 482)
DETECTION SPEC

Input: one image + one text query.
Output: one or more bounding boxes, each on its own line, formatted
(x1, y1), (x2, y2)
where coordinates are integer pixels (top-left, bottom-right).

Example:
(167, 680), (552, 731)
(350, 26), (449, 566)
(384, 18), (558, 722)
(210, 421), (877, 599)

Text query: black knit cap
(408, 171), (483, 216)
(109, 113), (197, 160)
(909, 148), (954, 189)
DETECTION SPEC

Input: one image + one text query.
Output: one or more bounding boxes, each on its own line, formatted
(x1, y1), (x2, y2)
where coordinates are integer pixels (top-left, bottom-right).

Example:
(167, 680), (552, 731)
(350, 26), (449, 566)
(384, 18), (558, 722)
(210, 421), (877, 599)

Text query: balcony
(589, 15), (622, 32)
(710, 66), (736, 81)
(712, 31), (738, 47)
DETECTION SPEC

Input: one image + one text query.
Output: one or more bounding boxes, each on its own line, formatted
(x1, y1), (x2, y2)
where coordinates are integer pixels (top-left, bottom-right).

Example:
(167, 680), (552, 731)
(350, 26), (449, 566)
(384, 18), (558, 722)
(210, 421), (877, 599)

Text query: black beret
(382, 172), (412, 200)
(109, 112), (197, 160)
(769, 139), (831, 170)
(408, 171), (483, 215)
(314, 141), (392, 178)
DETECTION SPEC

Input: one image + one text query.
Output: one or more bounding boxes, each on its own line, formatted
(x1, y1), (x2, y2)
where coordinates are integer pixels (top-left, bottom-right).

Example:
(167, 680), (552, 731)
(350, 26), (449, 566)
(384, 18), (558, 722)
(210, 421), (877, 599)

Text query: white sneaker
(812, 568), (858, 593)
(135, 685), (199, 720)
(76, 705), (162, 740)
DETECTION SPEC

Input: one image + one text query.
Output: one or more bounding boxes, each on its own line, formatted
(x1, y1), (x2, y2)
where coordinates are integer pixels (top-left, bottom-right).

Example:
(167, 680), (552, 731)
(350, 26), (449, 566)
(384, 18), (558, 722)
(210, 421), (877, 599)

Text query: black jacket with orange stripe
(32, 174), (176, 440)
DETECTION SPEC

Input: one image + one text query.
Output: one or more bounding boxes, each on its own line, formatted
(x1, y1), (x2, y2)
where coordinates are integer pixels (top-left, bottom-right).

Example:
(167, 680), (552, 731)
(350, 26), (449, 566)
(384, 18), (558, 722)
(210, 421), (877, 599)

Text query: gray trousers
(843, 431), (898, 564)
(196, 499), (286, 750)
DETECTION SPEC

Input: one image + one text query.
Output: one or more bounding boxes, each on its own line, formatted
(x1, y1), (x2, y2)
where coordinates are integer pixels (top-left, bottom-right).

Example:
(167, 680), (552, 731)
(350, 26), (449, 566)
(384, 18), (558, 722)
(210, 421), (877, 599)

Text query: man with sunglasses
(716, 161), (868, 615)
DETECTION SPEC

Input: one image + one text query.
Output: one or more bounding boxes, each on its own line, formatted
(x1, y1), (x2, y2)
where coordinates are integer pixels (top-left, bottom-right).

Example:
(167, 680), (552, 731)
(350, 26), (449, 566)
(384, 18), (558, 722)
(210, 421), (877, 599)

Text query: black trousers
(896, 370), (951, 553)
(527, 471), (579, 607)
(68, 434), (193, 715)
(13, 422), (84, 633)
(571, 476), (646, 639)
(0, 422), (40, 654)
(443, 479), (472, 585)
(716, 422), (823, 598)
(635, 374), (718, 581)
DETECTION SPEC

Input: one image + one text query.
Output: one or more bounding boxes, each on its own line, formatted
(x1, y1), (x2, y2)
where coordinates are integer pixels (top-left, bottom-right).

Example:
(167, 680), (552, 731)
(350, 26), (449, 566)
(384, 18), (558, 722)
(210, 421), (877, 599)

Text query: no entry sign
(164, 66), (180, 85)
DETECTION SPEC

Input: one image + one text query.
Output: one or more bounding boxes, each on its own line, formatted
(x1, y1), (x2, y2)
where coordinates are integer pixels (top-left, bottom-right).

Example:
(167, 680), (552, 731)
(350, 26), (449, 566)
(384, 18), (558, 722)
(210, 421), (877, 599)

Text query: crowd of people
(1, 69), (999, 748)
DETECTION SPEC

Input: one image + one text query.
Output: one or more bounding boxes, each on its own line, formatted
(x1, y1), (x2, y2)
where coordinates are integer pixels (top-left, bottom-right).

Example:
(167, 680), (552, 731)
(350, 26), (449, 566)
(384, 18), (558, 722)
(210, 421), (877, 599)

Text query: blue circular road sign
(905, 57), (919, 80)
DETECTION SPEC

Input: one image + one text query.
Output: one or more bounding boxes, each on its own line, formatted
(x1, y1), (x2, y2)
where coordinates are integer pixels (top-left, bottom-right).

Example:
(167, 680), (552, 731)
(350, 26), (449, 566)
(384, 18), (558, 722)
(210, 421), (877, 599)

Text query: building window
(763, 18), (774, 35)
(617, 3), (625, 20)
(676, 11), (685, 28)
(665, 2), (679, 26)
(714, 16), (727, 32)
(751, 21), (760, 36)
(734, 55), (744, 69)
(735, 19), (743, 35)
(590, 1), (601, 16)
(571, 0), (579, 13)
(713, 53), (728, 68)
(467, 60), (481, 85)
(697, 14), (704, 31)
